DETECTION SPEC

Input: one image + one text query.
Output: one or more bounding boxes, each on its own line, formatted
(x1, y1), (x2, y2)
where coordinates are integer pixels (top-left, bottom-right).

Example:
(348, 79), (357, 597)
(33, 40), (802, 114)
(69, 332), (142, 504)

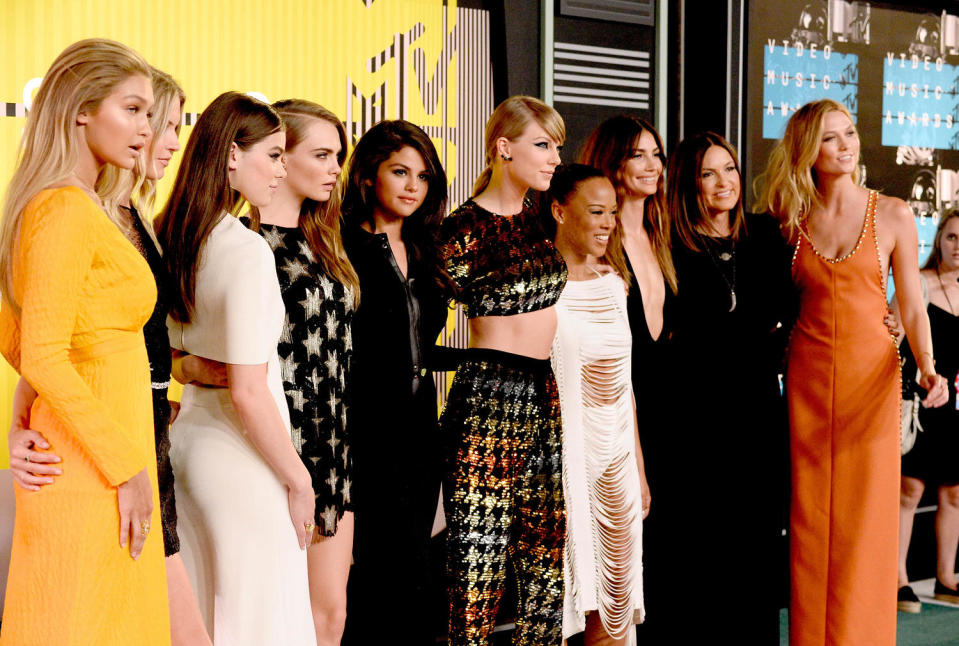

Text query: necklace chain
(938, 269), (958, 315)
(705, 239), (737, 312)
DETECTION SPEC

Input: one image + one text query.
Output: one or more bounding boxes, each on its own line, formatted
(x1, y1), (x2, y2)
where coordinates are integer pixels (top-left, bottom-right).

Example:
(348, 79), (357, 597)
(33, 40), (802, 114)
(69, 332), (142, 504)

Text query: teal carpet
(778, 603), (959, 645)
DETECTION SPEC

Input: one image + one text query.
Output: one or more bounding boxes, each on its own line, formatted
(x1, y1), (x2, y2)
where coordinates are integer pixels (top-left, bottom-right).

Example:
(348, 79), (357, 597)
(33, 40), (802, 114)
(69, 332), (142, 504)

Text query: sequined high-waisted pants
(441, 348), (566, 645)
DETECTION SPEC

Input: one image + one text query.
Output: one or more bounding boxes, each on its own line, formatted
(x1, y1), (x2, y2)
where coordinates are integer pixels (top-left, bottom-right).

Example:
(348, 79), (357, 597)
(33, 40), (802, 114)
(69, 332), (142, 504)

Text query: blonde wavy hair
(0, 38), (152, 313)
(472, 95), (565, 197)
(98, 67), (185, 252)
(755, 99), (861, 242)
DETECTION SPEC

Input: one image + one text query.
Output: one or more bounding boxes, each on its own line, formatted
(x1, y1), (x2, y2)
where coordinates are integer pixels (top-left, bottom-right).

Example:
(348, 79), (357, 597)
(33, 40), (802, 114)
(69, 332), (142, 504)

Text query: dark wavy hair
(341, 119), (452, 292)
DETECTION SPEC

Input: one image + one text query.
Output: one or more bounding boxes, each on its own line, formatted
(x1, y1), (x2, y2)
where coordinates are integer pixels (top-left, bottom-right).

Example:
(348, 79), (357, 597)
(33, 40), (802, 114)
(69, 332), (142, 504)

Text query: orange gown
(0, 187), (170, 645)
(787, 190), (899, 646)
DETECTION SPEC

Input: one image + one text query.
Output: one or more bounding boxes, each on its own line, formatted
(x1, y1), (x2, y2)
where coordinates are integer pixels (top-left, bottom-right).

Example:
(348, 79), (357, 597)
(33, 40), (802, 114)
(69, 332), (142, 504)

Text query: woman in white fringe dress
(548, 164), (650, 646)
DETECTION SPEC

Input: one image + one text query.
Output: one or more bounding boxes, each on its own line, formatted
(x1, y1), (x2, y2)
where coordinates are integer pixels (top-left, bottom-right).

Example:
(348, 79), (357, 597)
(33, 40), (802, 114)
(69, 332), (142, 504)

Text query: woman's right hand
(8, 423), (62, 491)
(287, 480), (316, 550)
(183, 355), (228, 387)
(117, 468), (154, 560)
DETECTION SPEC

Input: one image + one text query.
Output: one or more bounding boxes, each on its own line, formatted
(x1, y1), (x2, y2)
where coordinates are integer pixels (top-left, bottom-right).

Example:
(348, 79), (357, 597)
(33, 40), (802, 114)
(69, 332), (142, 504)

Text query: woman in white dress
(547, 164), (649, 646)
(154, 92), (317, 646)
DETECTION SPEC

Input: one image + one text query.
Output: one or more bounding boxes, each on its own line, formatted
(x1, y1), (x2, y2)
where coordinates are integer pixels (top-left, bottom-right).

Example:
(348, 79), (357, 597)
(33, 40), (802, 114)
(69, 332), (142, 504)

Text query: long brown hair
(669, 131), (746, 253)
(579, 115), (676, 293)
(341, 119), (452, 293)
(156, 92), (283, 322)
(247, 99), (359, 298)
(923, 210), (959, 271)
(0, 38), (151, 313)
(755, 99), (861, 243)
(472, 96), (565, 197)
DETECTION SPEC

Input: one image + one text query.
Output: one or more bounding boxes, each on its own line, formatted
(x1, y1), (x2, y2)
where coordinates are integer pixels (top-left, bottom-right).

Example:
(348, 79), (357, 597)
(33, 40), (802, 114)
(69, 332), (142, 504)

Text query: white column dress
(551, 271), (645, 643)
(168, 214), (316, 646)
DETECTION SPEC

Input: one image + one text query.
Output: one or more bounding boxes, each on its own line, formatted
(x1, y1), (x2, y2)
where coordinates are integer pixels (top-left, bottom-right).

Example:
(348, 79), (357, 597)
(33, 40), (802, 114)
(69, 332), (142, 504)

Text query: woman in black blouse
(242, 98), (360, 646)
(661, 132), (792, 644)
(339, 120), (450, 646)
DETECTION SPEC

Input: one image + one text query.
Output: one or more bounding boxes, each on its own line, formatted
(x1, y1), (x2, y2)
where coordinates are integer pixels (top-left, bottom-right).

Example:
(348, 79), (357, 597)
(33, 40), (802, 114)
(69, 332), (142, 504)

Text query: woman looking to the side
(0, 38), (169, 645)
(758, 98), (948, 646)
(896, 210), (959, 612)
(7, 68), (214, 646)
(244, 99), (358, 646)
(665, 131), (792, 644)
(437, 95), (567, 644)
(155, 91), (317, 646)
(339, 119), (450, 645)
(547, 164), (648, 646)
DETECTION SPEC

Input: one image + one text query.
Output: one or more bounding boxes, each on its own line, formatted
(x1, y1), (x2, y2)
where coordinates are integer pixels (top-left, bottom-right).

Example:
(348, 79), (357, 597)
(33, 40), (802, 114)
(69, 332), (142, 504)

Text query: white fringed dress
(551, 270), (645, 642)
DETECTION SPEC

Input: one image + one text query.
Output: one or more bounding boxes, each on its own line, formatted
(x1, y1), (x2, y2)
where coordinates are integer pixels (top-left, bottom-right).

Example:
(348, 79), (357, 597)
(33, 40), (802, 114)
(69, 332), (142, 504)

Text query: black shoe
(898, 585), (921, 613)
(934, 579), (959, 604)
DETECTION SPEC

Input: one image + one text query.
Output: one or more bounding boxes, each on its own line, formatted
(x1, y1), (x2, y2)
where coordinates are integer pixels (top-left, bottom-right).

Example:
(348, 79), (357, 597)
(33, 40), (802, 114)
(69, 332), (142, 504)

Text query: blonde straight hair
(0, 38), (152, 313)
(755, 99), (861, 242)
(247, 99), (360, 298)
(472, 95), (565, 197)
(98, 68), (185, 252)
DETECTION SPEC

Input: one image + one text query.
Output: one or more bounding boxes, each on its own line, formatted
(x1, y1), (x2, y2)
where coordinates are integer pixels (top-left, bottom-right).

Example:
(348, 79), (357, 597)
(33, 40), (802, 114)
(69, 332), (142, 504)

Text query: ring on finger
(304, 522), (316, 533)
(139, 520), (151, 537)
(24, 454), (30, 463)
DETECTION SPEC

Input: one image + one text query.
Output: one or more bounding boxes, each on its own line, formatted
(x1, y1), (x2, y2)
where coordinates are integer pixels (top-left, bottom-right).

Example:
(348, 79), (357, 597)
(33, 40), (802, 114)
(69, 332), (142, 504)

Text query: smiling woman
(656, 131), (793, 645)
(759, 98), (949, 646)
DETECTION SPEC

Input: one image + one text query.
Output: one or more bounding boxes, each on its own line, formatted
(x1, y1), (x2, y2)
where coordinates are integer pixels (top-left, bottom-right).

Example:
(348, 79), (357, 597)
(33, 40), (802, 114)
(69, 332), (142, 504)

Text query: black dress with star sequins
(255, 222), (355, 537)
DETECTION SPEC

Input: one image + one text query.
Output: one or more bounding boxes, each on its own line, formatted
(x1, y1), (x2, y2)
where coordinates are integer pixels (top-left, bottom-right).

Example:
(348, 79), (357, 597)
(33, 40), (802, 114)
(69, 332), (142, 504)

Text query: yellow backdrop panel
(0, 0), (463, 468)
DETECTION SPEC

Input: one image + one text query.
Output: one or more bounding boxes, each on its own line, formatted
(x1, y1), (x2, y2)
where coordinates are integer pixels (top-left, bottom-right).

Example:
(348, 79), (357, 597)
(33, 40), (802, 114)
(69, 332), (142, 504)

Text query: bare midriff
(469, 307), (557, 359)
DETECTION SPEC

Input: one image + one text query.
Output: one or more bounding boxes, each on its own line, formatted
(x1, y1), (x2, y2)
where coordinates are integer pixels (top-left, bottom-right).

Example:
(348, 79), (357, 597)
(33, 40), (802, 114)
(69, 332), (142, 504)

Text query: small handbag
(901, 369), (924, 456)
(900, 273), (929, 456)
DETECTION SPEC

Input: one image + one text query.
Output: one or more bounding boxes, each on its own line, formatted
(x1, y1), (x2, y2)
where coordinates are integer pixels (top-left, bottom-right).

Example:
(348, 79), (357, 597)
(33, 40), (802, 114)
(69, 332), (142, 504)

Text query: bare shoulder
(874, 194), (914, 228)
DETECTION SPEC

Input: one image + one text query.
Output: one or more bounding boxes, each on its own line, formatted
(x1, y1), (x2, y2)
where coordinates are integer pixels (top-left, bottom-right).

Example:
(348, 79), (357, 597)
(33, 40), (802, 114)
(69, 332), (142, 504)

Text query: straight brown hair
(155, 92), (283, 322)
(579, 115), (676, 293)
(668, 131), (746, 253)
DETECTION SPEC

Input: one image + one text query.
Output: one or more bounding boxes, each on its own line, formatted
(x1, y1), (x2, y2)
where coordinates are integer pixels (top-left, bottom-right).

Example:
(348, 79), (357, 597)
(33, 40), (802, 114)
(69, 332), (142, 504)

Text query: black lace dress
(120, 206), (178, 557)
(255, 222), (355, 536)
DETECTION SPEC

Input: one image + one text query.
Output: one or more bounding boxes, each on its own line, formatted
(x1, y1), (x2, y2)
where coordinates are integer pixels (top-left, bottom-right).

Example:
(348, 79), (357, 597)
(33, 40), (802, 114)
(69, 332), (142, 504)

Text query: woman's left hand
(639, 471), (651, 519)
(919, 372), (949, 408)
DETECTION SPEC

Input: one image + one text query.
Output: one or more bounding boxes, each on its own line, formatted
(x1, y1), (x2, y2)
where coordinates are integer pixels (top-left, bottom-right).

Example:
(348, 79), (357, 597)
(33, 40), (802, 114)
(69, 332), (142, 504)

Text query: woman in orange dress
(758, 98), (948, 646)
(0, 39), (170, 645)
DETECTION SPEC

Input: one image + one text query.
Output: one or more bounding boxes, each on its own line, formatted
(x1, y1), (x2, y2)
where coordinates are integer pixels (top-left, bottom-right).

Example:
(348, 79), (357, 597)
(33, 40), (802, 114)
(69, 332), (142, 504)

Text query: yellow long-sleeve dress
(0, 187), (170, 645)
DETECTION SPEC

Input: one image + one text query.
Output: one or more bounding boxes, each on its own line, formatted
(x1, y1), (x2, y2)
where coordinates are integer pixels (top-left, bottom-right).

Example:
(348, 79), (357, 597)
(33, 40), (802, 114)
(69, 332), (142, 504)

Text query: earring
(501, 153), (512, 162)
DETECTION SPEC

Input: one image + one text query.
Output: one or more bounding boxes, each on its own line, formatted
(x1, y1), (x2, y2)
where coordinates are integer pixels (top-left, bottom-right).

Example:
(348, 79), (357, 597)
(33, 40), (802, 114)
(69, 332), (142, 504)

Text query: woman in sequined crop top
(437, 95), (569, 645)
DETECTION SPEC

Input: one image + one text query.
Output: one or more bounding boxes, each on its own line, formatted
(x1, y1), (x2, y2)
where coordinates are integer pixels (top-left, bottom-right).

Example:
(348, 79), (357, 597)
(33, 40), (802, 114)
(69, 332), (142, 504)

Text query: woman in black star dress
(245, 99), (360, 646)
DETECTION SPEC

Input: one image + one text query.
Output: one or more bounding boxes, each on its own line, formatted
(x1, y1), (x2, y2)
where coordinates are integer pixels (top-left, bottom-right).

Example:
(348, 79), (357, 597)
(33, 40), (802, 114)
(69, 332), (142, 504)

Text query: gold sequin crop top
(438, 198), (568, 318)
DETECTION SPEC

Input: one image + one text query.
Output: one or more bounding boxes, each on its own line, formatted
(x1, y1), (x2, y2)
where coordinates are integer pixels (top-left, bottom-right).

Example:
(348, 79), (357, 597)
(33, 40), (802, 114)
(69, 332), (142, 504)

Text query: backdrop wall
(0, 0), (494, 467)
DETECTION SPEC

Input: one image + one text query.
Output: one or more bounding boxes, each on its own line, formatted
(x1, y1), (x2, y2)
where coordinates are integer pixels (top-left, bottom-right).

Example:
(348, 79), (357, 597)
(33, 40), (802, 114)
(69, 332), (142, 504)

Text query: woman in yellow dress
(0, 39), (170, 645)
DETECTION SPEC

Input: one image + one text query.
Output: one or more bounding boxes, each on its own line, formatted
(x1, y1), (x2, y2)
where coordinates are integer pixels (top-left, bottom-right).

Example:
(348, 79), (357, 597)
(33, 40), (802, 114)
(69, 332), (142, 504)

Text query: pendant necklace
(938, 269), (957, 315)
(706, 239), (737, 312)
